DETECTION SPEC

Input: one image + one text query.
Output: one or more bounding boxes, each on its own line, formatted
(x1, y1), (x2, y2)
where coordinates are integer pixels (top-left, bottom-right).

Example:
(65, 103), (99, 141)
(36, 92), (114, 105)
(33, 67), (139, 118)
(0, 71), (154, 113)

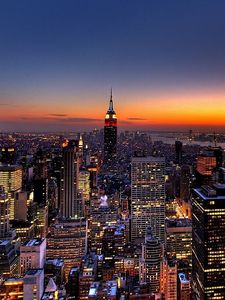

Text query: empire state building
(104, 90), (117, 165)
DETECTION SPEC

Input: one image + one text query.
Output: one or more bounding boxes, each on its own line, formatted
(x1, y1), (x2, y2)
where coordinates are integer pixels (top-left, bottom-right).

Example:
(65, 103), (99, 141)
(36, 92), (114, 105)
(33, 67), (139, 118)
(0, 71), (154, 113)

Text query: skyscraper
(131, 156), (165, 241)
(60, 140), (79, 218)
(104, 89), (117, 165)
(0, 186), (10, 238)
(0, 165), (22, 220)
(192, 184), (225, 299)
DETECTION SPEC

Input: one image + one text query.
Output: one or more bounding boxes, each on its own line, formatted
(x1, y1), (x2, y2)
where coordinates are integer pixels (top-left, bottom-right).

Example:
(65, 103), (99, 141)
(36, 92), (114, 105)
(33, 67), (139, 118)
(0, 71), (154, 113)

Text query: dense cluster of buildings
(0, 94), (225, 299)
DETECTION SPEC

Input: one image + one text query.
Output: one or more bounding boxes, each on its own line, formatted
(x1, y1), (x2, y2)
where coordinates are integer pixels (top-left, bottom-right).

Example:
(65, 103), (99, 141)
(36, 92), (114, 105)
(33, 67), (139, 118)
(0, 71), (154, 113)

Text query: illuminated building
(23, 269), (44, 300)
(0, 186), (10, 238)
(0, 165), (22, 220)
(88, 206), (117, 254)
(14, 191), (29, 221)
(0, 240), (19, 279)
(180, 165), (191, 218)
(104, 89), (117, 165)
(192, 184), (225, 299)
(79, 254), (97, 300)
(140, 228), (162, 293)
(178, 273), (190, 300)
(0, 147), (15, 165)
(0, 278), (24, 299)
(36, 205), (48, 238)
(60, 140), (80, 218)
(160, 259), (177, 300)
(11, 221), (35, 243)
(131, 156), (165, 241)
(88, 280), (117, 299)
(166, 219), (192, 267)
(78, 170), (90, 217)
(47, 218), (87, 279)
(196, 146), (224, 186)
(20, 238), (46, 276)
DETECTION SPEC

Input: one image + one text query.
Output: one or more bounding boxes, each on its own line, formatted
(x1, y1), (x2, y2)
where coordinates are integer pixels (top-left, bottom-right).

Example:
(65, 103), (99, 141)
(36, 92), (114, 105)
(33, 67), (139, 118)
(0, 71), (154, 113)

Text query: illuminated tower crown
(105, 88), (117, 127)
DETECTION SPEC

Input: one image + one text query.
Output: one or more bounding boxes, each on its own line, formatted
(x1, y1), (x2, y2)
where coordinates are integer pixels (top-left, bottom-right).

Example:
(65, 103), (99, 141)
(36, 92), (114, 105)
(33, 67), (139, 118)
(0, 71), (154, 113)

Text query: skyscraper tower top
(105, 89), (117, 123)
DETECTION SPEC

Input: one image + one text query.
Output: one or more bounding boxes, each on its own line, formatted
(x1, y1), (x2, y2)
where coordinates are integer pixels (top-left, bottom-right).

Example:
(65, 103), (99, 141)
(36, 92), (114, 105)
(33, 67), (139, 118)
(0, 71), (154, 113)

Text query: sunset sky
(1, 0), (225, 131)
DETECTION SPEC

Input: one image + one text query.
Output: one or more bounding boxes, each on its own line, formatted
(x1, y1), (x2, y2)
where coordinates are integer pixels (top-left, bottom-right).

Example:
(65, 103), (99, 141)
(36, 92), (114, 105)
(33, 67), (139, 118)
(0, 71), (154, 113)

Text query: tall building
(178, 273), (190, 300)
(160, 258), (177, 300)
(104, 89), (117, 165)
(139, 228), (162, 293)
(47, 218), (87, 279)
(0, 165), (22, 220)
(131, 156), (165, 241)
(60, 140), (79, 218)
(0, 239), (19, 279)
(195, 146), (224, 186)
(0, 186), (10, 238)
(192, 184), (225, 299)
(20, 238), (46, 275)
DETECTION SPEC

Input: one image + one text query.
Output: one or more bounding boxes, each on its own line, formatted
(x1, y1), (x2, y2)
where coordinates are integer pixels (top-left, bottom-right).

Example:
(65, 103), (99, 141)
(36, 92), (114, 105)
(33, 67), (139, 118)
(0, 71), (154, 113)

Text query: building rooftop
(23, 238), (45, 247)
(25, 269), (43, 276)
(193, 186), (225, 200)
(178, 273), (189, 284)
(46, 258), (64, 267)
(166, 218), (192, 228)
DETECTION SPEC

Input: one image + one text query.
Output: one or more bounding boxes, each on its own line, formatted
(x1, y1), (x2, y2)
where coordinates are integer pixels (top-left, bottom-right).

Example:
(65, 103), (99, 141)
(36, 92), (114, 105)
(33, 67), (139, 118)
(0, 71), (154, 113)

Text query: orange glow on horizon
(1, 90), (225, 128)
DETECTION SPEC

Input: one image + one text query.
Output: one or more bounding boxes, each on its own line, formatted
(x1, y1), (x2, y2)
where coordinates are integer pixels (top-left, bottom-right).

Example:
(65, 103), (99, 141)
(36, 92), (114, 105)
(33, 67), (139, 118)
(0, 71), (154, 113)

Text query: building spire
(109, 88), (113, 111)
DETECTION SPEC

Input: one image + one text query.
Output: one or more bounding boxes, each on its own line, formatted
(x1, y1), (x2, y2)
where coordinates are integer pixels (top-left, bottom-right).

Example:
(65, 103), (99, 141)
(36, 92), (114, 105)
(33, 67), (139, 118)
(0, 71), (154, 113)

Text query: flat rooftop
(23, 238), (44, 247)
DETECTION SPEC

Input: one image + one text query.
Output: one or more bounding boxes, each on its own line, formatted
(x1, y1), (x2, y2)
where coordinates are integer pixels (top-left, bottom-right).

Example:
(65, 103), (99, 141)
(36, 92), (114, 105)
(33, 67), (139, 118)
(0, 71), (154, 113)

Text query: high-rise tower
(60, 140), (79, 218)
(192, 184), (225, 299)
(104, 89), (117, 165)
(131, 156), (166, 242)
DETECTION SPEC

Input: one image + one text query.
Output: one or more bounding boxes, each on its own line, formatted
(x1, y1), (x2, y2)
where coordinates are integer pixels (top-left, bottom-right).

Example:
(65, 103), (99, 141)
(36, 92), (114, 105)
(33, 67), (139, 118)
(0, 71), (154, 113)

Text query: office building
(47, 218), (87, 279)
(20, 238), (46, 275)
(166, 219), (192, 265)
(0, 239), (19, 279)
(0, 147), (15, 165)
(131, 156), (165, 241)
(23, 269), (44, 300)
(0, 165), (22, 220)
(192, 184), (225, 299)
(0, 186), (10, 238)
(0, 278), (24, 299)
(160, 259), (177, 300)
(178, 273), (190, 300)
(139, 228), (162, 293)
(60, 140), (80, 218)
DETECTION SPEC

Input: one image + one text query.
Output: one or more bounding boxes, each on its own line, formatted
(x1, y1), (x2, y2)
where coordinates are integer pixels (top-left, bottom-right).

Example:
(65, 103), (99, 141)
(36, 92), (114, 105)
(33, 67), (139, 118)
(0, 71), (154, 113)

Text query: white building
(20, 238), (46, 276)
(23, 268), (44, 300)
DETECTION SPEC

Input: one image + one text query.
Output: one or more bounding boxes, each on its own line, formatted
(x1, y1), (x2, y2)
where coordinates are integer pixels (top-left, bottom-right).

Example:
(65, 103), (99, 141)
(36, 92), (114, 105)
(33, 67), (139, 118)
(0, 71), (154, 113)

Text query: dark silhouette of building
(104, 89), (117, 165)
(175, 141), (183, 165)
(192, 184), (225, 299)
(60, 140), (79, 218)
(0, 147), (15, 165)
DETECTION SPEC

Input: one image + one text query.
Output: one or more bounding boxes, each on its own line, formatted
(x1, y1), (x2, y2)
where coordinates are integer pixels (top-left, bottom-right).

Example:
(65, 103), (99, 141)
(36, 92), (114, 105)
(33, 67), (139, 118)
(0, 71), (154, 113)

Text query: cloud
(48, 114), (68, 117)
(127, 117), (147, 121)
(60, 117), (102, 123)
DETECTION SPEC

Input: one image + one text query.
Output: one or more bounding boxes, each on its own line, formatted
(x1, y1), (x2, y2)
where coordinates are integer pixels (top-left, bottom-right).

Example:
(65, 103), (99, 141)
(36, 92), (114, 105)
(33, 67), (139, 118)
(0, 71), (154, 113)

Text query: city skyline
(1, 1), (225, 132)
